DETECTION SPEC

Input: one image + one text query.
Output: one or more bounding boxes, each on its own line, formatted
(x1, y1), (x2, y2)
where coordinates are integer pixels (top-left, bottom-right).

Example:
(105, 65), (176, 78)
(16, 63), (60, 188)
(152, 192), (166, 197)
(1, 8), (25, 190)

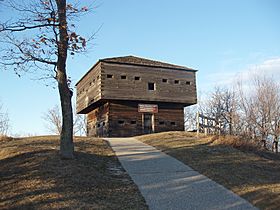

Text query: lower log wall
(86, 101), (185, 137)
(87, 102), (109, 137)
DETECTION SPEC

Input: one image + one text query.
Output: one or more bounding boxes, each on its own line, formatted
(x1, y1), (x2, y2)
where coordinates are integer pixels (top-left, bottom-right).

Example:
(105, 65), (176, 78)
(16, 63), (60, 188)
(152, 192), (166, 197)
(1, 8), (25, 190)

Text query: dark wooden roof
(100, 56), (197, 71)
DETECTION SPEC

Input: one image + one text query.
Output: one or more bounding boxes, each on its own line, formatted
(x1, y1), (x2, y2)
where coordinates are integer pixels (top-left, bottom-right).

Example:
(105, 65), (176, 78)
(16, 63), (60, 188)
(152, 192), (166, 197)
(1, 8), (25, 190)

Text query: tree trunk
(56, 0), (74, 159)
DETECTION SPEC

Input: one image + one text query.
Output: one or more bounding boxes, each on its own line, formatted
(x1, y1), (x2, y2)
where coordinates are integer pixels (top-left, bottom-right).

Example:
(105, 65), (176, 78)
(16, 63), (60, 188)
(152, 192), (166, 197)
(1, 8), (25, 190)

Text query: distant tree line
(185, 75), (280, 153)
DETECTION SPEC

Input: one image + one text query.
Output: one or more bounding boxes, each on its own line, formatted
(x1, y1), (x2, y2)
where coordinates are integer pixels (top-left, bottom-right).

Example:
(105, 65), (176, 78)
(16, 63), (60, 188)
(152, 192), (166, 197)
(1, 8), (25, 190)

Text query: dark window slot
(148, 82), (155, 91)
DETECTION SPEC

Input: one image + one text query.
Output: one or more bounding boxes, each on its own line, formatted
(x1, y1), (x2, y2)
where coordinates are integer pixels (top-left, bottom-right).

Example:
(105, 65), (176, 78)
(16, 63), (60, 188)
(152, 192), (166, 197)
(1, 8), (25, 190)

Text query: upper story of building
(76, 56), (197, 114)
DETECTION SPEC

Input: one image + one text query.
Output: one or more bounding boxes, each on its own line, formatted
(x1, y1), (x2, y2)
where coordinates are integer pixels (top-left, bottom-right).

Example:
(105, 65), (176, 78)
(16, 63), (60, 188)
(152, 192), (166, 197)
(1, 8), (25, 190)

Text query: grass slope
(0, 136), (148, 210)
(136, 131), (280, 210)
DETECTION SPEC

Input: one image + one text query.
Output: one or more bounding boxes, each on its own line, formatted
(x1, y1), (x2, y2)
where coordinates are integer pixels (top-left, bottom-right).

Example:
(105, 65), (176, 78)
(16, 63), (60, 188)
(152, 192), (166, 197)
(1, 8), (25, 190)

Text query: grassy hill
(136, 131), (280, 210)
(0, 136), (148, 210)
(1, 133), (279, 210)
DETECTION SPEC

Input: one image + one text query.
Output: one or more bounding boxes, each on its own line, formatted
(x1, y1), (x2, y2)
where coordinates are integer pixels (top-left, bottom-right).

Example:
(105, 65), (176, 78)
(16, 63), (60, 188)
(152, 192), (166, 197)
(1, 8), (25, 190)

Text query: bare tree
(267, 79), (280, 153)
(270, 92), (280, 153)
(74, 114), (87, 136)
(0, 102), (10, 136)
(184, 105), (197, 131)
(43, 104), (87, 136)
(43, 105), (62, 135)
(0, 0), (92, 158)
(237, 76), (280, 151)
(199, 87), (239, 135)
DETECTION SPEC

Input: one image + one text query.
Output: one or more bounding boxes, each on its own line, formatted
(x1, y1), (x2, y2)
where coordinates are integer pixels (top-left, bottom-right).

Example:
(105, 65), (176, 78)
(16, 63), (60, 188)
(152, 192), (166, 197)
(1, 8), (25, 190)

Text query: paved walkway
(104, 138), (257, 210)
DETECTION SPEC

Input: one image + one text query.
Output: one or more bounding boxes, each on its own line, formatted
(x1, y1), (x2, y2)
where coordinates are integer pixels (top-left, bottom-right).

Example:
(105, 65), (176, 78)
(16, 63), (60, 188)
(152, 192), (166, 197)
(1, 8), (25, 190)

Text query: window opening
(148, 82), (155, 91)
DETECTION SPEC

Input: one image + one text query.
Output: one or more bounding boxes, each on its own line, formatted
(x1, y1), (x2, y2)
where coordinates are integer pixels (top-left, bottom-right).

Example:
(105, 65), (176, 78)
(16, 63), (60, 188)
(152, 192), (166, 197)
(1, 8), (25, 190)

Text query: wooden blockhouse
(76, 56), (197, 137)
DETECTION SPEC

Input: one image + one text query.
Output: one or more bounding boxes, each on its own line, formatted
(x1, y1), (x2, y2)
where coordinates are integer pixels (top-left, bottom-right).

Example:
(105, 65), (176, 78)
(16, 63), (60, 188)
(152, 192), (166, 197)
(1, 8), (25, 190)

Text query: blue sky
(0, 0), (279, 135)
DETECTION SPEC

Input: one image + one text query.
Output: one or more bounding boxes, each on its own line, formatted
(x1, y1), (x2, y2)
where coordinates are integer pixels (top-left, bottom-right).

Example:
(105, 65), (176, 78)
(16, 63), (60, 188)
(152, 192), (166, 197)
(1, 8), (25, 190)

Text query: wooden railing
(196, 112), (221, 135)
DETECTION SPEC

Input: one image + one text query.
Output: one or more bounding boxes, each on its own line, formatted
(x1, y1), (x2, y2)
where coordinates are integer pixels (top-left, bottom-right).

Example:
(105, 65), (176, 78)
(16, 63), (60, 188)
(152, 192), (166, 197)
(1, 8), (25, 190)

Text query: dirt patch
(0, 136), (148, 210)
(136, 131), (280, 210)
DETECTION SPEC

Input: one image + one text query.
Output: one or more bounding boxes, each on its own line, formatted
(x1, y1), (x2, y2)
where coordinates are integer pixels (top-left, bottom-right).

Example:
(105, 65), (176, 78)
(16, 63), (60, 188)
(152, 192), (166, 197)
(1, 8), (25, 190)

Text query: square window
(134, 76), (141, 81)
(174, 80), (180, 84)
(118, 120), (125, 125)
(186, 81), (191, 85)
(171, 122), (176, 126)
(121, 75), (127, 79)
(131, 120), (137, 124)
(107, 74), (113, 79)
(162, 79), (167, 83)
(159, 121), (164, 125)
(148, 82), (156, 91)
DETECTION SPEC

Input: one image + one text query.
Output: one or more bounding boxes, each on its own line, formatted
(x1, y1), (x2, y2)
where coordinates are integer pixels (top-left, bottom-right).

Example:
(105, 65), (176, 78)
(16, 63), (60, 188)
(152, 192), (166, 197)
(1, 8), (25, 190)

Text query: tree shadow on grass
(0, 139), (147, 210)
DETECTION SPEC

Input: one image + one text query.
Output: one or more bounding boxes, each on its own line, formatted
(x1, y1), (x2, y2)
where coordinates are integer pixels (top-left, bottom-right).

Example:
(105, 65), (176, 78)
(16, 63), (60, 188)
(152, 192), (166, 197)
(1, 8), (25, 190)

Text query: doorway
(143, 114), (154, 134)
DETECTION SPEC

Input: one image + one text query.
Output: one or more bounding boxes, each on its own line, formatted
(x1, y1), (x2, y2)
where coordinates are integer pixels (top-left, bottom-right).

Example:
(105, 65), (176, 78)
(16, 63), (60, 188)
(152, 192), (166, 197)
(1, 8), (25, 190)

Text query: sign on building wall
(138, 104), (158, 113)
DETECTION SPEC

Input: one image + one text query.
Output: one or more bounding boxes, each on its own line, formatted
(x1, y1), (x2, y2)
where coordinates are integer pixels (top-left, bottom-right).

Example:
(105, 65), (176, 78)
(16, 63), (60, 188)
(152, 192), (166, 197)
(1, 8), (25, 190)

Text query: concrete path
(104, 138), (257, 210)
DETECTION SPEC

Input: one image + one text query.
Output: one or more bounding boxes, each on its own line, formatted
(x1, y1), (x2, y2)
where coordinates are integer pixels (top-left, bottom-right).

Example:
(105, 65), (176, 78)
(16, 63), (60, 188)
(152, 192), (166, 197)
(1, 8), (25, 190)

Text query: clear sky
(0, 0), (279, 136)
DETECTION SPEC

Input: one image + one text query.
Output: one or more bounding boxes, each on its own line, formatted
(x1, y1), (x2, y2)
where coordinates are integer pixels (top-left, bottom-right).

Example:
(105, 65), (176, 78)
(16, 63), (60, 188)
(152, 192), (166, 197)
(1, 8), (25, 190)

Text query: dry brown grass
(211, 135), (261, 151)
(0, 136), (148, 210)
(136, 131), (280, 210)
(0, 135), (13, 142)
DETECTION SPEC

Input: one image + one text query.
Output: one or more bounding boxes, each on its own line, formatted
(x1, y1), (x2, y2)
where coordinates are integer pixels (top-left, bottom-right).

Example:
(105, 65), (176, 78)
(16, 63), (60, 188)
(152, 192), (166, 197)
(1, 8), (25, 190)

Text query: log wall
(76, 61), (197, 114)
(87, 102), (109, 137)
(101, 62), (197, 104)
(76, 62), (102, 113)
(86, 101), (185, 137)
